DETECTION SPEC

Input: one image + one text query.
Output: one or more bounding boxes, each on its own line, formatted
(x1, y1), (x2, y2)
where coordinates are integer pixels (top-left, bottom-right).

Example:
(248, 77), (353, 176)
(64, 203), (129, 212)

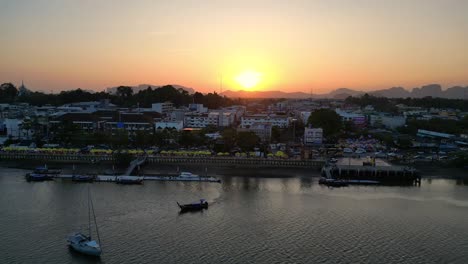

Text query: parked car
(355, 148), (366, 154)
(343, 148), (353, 153)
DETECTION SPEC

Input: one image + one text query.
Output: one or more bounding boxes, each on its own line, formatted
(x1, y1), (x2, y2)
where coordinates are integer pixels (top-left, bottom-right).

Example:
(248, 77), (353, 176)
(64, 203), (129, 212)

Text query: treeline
(398, 117), (468, 136)
(346, 94), (468, 112)
(47, 123), (262, 152)
(0, 83), (240, 109)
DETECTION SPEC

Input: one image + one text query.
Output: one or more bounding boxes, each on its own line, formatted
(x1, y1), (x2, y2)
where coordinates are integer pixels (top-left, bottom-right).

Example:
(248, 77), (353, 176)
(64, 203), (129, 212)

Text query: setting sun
(235, 71), (262, 89)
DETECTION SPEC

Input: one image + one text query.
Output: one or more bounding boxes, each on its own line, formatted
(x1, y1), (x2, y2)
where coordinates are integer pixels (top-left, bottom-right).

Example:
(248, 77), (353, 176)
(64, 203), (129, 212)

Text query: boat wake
(319, 191), (468, 207)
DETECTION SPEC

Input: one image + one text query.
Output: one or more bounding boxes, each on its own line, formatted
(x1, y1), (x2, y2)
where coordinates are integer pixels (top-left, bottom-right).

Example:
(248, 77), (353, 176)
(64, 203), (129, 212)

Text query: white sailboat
(67, 186), (102, 257)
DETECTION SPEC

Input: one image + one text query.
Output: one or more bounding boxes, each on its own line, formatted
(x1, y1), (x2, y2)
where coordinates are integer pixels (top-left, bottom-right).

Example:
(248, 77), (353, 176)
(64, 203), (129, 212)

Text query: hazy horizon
(1, 0), (467, 93)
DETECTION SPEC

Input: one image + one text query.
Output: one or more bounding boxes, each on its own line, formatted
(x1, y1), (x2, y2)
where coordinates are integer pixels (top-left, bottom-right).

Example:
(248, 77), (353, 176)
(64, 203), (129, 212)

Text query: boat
(346, 179), (380, 185)
(175, 171), (221, 183)
(67, 186), (102, 257)
(318, 177), (349, 187)
(33, 165), (61, 174)
(115, 176), (143, 184)
(177, 199), (209, 212)
(72, 174), (96, 182)
(25, 173), (54, 182)
(179, 172), (201, 179)
(319, 177), (380, 186)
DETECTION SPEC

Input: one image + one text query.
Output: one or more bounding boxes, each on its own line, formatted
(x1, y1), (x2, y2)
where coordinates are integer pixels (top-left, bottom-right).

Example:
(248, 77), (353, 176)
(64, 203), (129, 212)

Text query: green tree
(237, 131), (260, 151)
(307, 109), (342, 137)
(271, 126), (281, 142)
(116, 86), (133, 97)
(221, 128), (237, 151)
(0, 83), (18, 102)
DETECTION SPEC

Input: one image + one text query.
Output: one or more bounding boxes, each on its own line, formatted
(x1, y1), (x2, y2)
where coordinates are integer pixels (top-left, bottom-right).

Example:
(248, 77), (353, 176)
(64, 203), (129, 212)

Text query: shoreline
(1, 160), (466, 179)
(0, 160), (318, 178)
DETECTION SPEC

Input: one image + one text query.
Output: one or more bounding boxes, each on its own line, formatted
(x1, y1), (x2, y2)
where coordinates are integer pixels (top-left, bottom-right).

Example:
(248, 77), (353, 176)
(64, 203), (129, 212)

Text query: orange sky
(1, 0), (467, 94)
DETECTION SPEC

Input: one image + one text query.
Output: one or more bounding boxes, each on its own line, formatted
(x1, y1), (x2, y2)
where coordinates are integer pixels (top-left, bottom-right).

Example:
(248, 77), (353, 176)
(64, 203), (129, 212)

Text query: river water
(1, 166), (468, 264)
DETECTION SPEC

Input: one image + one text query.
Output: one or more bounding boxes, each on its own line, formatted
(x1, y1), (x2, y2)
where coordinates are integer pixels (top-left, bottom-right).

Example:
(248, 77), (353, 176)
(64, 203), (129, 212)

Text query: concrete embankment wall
(0, 153), (325, 169)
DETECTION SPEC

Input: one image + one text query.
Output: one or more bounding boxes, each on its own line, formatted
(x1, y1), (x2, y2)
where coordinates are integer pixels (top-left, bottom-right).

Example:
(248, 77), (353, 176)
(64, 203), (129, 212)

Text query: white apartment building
(208, 110), (234, 127)
(152, 102), (173, 114)
(241, 114), (290, 128)
(304, 127), (323, 145)
(184, 112), (220, 128)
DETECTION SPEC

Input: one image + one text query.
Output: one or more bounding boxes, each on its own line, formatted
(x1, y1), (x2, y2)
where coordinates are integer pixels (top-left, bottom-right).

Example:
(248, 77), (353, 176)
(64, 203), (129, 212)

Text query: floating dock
(55, 174), (221, 183)
(323, 158), (421, 185)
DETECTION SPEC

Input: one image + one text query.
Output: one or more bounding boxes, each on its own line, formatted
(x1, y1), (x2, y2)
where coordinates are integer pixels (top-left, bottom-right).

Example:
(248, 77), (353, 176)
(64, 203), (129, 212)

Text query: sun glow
(235, 70), (262, 89)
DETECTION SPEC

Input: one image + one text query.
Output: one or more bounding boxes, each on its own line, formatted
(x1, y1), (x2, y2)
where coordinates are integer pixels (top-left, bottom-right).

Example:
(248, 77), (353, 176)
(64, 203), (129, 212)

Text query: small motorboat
(25, 173), (54, 182)
(177, 199), (208, 212)
(72, 175), (96, 182)
(67, 232), (101, 257)
(115, 176), (143, 184)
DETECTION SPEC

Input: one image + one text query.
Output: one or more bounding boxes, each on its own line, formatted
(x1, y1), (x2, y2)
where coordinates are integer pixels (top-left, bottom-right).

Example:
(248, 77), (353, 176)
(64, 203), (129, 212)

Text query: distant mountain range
(106, 84), (195, 94)
(220, 84), (468, 99)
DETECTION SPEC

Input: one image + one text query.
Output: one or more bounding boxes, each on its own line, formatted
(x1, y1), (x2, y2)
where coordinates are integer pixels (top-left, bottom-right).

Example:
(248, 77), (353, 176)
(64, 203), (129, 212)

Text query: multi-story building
(238, 123), (272, 142)
(51, 113), (99, 133)
(207, 110), (234, 127)
(222, 105), (246, 122)
(152, 102), (173, 114)
(304, 127), (323, 145)
(335, 109), (366, 127)
(241, 114), (290, 128)
(50, 111), (160, 136)
(184, 112), (220, 128)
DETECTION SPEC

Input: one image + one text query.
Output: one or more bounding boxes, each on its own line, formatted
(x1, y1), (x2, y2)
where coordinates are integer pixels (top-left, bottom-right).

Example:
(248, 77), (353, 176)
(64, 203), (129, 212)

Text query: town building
(188, 103), (208, 113)
(335, 109), (366, 127)
(151, 102), (173, 114)
(155, 120), (183, 131)
(241, 114), (290, 128)
(184, 112), (220, 128)
(370, 115), (406, 130)
(238, 123), (272, 142)
(304, 127), (323, 145)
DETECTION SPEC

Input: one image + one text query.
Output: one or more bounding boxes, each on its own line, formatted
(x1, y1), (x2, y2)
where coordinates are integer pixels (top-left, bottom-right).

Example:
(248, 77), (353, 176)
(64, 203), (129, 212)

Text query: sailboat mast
(90, 190), (102, 250)
(88, 185), (91, 239)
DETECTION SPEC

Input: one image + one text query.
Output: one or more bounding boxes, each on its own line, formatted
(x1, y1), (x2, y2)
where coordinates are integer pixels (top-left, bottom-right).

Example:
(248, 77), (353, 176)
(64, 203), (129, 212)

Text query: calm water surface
(1, 167), (468, 264)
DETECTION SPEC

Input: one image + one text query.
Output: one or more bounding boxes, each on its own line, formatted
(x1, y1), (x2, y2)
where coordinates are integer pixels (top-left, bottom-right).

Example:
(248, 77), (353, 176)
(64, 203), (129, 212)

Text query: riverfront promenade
(0, 153), (325, 169)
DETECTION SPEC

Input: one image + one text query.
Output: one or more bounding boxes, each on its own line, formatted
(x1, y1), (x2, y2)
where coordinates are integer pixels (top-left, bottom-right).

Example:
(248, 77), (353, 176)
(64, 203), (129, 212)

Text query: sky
(1, 0), (467, 94)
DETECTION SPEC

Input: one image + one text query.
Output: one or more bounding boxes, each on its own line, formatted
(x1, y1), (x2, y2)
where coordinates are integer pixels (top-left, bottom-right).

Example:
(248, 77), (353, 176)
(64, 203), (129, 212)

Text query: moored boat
(25, 173), (54, 182)
(319, 177), (380, 187)
(177, 199), (209, 212)
(318, 177), (349, 187)
(176, 172), (221, 183)
(72, 175), (96, 182)
(68, 232), (101, 257)
(67, 186), (102, 257)
(115, 176), (143, 184)
(34, 165), (61, 175)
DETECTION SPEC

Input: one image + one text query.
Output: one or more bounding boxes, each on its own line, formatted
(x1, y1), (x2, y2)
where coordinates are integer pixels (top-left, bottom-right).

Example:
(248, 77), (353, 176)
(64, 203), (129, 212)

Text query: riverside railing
(0, 153), (324, 168)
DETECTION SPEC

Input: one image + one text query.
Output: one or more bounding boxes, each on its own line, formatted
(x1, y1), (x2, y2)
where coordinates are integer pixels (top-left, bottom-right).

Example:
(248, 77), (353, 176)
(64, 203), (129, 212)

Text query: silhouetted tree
(307, 109), (342, 137)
